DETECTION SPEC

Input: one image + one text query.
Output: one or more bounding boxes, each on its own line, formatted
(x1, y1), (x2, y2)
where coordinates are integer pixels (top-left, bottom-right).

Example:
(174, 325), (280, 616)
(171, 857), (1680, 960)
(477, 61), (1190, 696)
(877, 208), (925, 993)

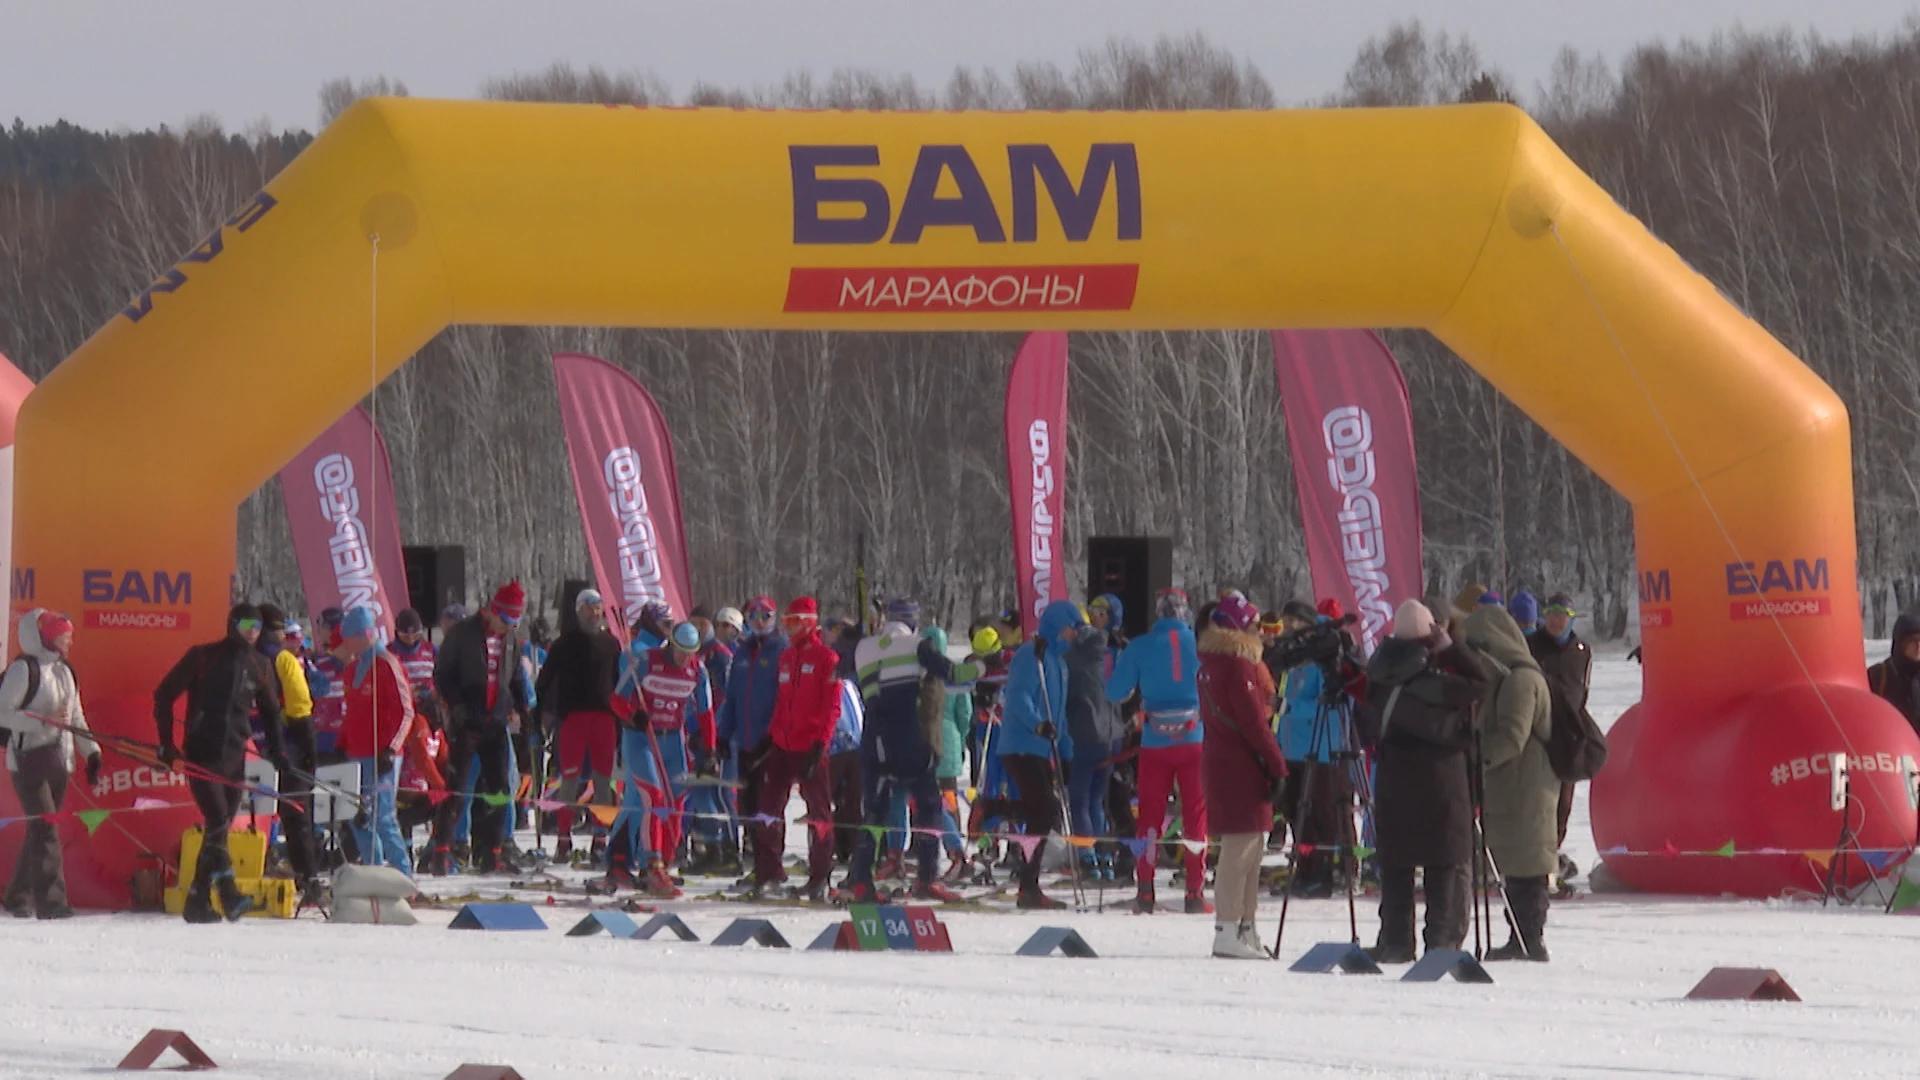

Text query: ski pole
(1033, 636), (1085, 910)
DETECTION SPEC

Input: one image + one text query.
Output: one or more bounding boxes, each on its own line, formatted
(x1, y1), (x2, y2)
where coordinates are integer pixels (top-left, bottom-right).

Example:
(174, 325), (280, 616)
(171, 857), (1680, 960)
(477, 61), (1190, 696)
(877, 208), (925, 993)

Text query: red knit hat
(747, 595), (778, 615)
(784, 596), (819, 623)
(36, 611), (72, 653)
(1317, 598), (1344, 620)
(491, 580), (527, 623)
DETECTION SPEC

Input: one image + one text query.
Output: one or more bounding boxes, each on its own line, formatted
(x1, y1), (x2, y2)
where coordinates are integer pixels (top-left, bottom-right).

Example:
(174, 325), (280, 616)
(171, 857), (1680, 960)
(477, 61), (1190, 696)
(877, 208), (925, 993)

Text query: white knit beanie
(1393, 599), (1435, 641)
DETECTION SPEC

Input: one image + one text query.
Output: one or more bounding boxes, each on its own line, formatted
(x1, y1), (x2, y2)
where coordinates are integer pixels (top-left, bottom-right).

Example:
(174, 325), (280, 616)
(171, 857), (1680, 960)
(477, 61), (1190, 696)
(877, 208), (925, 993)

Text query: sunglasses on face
(750, 610), (776, 621)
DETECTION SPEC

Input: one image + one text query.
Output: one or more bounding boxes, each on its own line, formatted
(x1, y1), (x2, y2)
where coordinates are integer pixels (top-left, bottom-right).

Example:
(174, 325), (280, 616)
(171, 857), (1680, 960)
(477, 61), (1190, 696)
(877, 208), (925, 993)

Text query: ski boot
(1133, 882), (1156, 914)
(1484, 937), (1530, 962)
(1184, 891), (1214, 916)
(712, 840), (745, 878)
(877, 852), (906, 885)
(182, 882), (221, 925)
(643, 860), (683, 899)
(554, 835), (574, 864)
(475, 846), (505, 874)
(910, 880), (963, 903)
(36, 903), (75, 920)
(790, 879), (831, 904)
(598, 862), (637, 896)
(1016, 889), (1066, 911)
(941, 852), (971, 885)
(421, 846), (453, 877)
(831, 881), (881, 906)
(449, 841), (472, 872)
(212, 871), (252, 922)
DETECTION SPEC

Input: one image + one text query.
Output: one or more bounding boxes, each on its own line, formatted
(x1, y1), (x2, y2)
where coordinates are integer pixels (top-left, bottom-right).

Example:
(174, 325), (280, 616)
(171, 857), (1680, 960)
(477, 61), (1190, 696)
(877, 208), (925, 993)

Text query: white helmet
(715, 606), (745, 630)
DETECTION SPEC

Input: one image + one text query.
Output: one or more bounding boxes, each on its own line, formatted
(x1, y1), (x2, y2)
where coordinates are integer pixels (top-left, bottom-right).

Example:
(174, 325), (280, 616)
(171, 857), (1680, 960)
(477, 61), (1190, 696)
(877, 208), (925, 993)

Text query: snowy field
(8, 652), (1920, 1079)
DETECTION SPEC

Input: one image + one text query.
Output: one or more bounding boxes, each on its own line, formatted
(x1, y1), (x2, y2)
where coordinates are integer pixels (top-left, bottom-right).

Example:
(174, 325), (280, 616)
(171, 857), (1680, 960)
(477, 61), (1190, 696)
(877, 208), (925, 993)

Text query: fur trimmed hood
(1198, 626), (1263, 663)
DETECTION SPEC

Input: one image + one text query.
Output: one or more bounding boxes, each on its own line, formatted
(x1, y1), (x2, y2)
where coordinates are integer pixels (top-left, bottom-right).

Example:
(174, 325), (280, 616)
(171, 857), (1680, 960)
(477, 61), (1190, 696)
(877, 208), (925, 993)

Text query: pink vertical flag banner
(551, 352), (693, 635)
(279, 405), (409, 635)
(1271, 330), (1425, 655)
(1005, 332), (1070, 638)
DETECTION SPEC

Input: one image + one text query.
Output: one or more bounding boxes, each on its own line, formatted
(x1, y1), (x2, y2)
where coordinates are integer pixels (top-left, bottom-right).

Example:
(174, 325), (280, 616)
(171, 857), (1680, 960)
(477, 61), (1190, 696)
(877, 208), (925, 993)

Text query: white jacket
(0, 609), (94, 773)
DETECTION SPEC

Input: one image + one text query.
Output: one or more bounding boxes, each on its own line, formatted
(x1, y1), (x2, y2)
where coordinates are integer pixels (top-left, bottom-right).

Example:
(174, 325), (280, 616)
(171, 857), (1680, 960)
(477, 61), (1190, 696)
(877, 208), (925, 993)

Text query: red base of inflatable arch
(1593, 685), (1920, 897)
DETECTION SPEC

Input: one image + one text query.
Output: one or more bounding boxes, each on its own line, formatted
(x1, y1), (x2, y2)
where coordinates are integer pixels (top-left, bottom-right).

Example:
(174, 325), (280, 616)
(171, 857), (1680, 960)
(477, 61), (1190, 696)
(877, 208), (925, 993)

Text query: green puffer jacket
(1465, 605), (1558, 879)
(923, 628), (974, 783)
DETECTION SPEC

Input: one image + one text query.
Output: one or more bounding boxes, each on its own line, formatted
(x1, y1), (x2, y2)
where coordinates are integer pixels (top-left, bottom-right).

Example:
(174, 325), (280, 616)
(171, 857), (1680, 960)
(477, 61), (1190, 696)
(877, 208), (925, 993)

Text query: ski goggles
(233, 618), (263, 633)
(1543, 602), (1577, 617)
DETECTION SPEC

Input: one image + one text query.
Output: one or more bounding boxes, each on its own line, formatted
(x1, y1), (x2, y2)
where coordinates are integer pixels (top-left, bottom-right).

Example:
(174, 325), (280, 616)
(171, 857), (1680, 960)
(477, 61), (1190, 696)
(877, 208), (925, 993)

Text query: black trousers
(971, 753), (1060, 897)
(1282, 759), (1353, 886)
(828, 750), (863, 864)
(1505, 874), (1552, 950)
(1377, 863), (1469, 952)
(277, 721), (320, 884)
(4, 745), (70, 914)
(188, 759), (246, 899)
(432, 725), (511, 859)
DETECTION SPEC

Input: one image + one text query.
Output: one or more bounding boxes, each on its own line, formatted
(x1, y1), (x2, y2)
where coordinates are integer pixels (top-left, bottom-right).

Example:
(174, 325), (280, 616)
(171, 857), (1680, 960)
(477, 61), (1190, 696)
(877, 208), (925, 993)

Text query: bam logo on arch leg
(1725, 558), (1830, 620)
(81, 569), (193, 630)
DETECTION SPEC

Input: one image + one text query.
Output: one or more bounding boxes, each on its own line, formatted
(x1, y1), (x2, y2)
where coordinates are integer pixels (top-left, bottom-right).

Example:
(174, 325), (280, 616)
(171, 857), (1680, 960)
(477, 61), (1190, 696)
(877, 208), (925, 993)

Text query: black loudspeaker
(557, 578), (593, 637)
(402, 545), (466, 622)
(1086, 536), (1172, 639)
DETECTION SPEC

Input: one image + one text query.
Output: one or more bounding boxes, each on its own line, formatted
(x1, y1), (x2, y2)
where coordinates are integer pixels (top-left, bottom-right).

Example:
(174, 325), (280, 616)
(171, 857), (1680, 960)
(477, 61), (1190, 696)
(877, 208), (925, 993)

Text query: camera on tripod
(1266, 612), (1361, 690)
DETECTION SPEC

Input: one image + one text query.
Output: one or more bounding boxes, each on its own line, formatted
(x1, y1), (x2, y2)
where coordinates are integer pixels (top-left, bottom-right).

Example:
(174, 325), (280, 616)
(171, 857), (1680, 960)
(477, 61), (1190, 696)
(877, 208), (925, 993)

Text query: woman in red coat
(1198, 594), (1290, 960)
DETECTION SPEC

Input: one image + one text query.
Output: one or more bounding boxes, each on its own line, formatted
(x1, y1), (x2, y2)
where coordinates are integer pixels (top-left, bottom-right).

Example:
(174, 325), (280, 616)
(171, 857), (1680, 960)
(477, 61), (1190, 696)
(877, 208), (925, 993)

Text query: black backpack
(1544, 684), (1608, 782)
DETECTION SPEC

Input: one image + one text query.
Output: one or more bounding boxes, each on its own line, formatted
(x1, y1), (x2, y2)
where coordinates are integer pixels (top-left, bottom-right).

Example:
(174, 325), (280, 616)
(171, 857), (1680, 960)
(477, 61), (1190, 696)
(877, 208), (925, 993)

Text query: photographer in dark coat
(1363, 599), (1490, 962)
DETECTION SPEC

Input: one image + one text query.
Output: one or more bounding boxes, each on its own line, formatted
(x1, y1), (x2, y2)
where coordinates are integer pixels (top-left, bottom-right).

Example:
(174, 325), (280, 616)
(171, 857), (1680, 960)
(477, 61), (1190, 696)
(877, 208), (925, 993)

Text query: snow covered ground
(8, 654), (1920, 1079)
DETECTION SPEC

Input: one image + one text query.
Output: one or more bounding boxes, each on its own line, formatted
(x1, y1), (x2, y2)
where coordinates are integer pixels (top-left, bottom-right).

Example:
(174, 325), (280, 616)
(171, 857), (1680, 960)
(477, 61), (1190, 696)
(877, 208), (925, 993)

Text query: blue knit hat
(342, 606), (377, 638)
(1509, 590), (1539, 628)
(886, 595), (921, 630)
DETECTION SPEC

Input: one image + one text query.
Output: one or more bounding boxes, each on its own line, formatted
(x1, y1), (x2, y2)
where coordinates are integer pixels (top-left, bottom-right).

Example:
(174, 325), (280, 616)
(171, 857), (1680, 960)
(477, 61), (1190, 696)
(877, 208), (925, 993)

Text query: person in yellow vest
(258, 604), (319, 896)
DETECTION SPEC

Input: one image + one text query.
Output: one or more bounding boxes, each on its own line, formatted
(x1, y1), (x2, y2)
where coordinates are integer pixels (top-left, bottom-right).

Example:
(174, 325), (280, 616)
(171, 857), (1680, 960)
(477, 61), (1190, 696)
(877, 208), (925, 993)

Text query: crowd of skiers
(0, 575), (1605, 965)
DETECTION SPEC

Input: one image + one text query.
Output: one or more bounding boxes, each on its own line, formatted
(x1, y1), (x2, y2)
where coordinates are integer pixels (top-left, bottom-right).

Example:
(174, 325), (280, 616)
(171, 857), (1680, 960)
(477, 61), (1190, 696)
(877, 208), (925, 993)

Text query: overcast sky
(4, 0), (1914, 132)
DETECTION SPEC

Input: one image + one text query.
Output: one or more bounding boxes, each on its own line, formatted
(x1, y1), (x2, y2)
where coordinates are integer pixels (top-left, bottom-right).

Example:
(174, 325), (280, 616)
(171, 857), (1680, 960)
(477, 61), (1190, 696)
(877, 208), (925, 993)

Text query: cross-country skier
(838, 596), (970, 903)
(749, 597), (840, 899)
(1106, 589), (1211, 914)
(153, 604), (287, 923)
(536, 589), (622, 866)
(610, 619), (713, 897)
(970, 599), (1084, 910)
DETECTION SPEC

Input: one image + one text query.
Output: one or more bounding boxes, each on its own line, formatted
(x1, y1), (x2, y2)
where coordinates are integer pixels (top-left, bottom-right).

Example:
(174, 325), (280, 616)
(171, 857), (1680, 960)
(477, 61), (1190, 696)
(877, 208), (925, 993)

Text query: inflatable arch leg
(10, 100), (1912, 904)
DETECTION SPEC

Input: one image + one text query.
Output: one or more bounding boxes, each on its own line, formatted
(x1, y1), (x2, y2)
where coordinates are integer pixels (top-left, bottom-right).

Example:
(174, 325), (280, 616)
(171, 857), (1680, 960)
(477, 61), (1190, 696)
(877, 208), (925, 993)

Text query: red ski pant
(755, 744), (834, 887)
(1135, 742), (1208, 889)
(553, 711), (617, 836)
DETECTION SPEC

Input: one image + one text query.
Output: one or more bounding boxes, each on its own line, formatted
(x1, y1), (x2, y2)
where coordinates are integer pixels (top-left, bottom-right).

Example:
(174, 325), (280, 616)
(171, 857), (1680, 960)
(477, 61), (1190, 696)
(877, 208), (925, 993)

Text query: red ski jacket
(339, 648), (416, 761)
(769, 631), (842, 753)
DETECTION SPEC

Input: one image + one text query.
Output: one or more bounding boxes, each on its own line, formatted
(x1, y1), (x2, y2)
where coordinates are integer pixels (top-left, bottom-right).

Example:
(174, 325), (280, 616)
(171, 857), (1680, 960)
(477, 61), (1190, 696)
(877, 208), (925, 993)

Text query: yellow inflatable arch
(14, 99), (1915, 901)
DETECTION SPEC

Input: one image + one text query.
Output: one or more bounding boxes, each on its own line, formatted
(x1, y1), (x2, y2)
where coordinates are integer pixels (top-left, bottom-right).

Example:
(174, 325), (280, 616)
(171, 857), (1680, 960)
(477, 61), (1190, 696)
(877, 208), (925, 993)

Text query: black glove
(1268, 775), (1288, 807)
(85, 753), (102, 787)
(157, 742), (179, 768)
(801, 743), (828, 782)
(377, 749), (396, 775)
(1035, 720), (1058, 741)
(693, 749), (717, 778)
(272, 754), (293, 778)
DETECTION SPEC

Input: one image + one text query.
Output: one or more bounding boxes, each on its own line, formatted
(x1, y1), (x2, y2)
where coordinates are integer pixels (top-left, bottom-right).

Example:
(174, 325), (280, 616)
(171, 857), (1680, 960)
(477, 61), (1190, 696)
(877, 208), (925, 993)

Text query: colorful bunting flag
(588, 805), (619, 828)
(1180, 838), (1207, 855)
(1804, 850), (1833, 870)
(1121, 838), (1152, 858)
(1709, 839), (1736, 859)
(77, 809), (111, 835)
(1010, 834), (1044, 859)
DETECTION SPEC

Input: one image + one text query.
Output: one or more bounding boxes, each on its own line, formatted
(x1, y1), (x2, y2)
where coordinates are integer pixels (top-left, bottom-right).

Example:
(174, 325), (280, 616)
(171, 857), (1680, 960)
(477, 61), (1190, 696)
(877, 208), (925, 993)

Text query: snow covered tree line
(3, 20), (1919, 637)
